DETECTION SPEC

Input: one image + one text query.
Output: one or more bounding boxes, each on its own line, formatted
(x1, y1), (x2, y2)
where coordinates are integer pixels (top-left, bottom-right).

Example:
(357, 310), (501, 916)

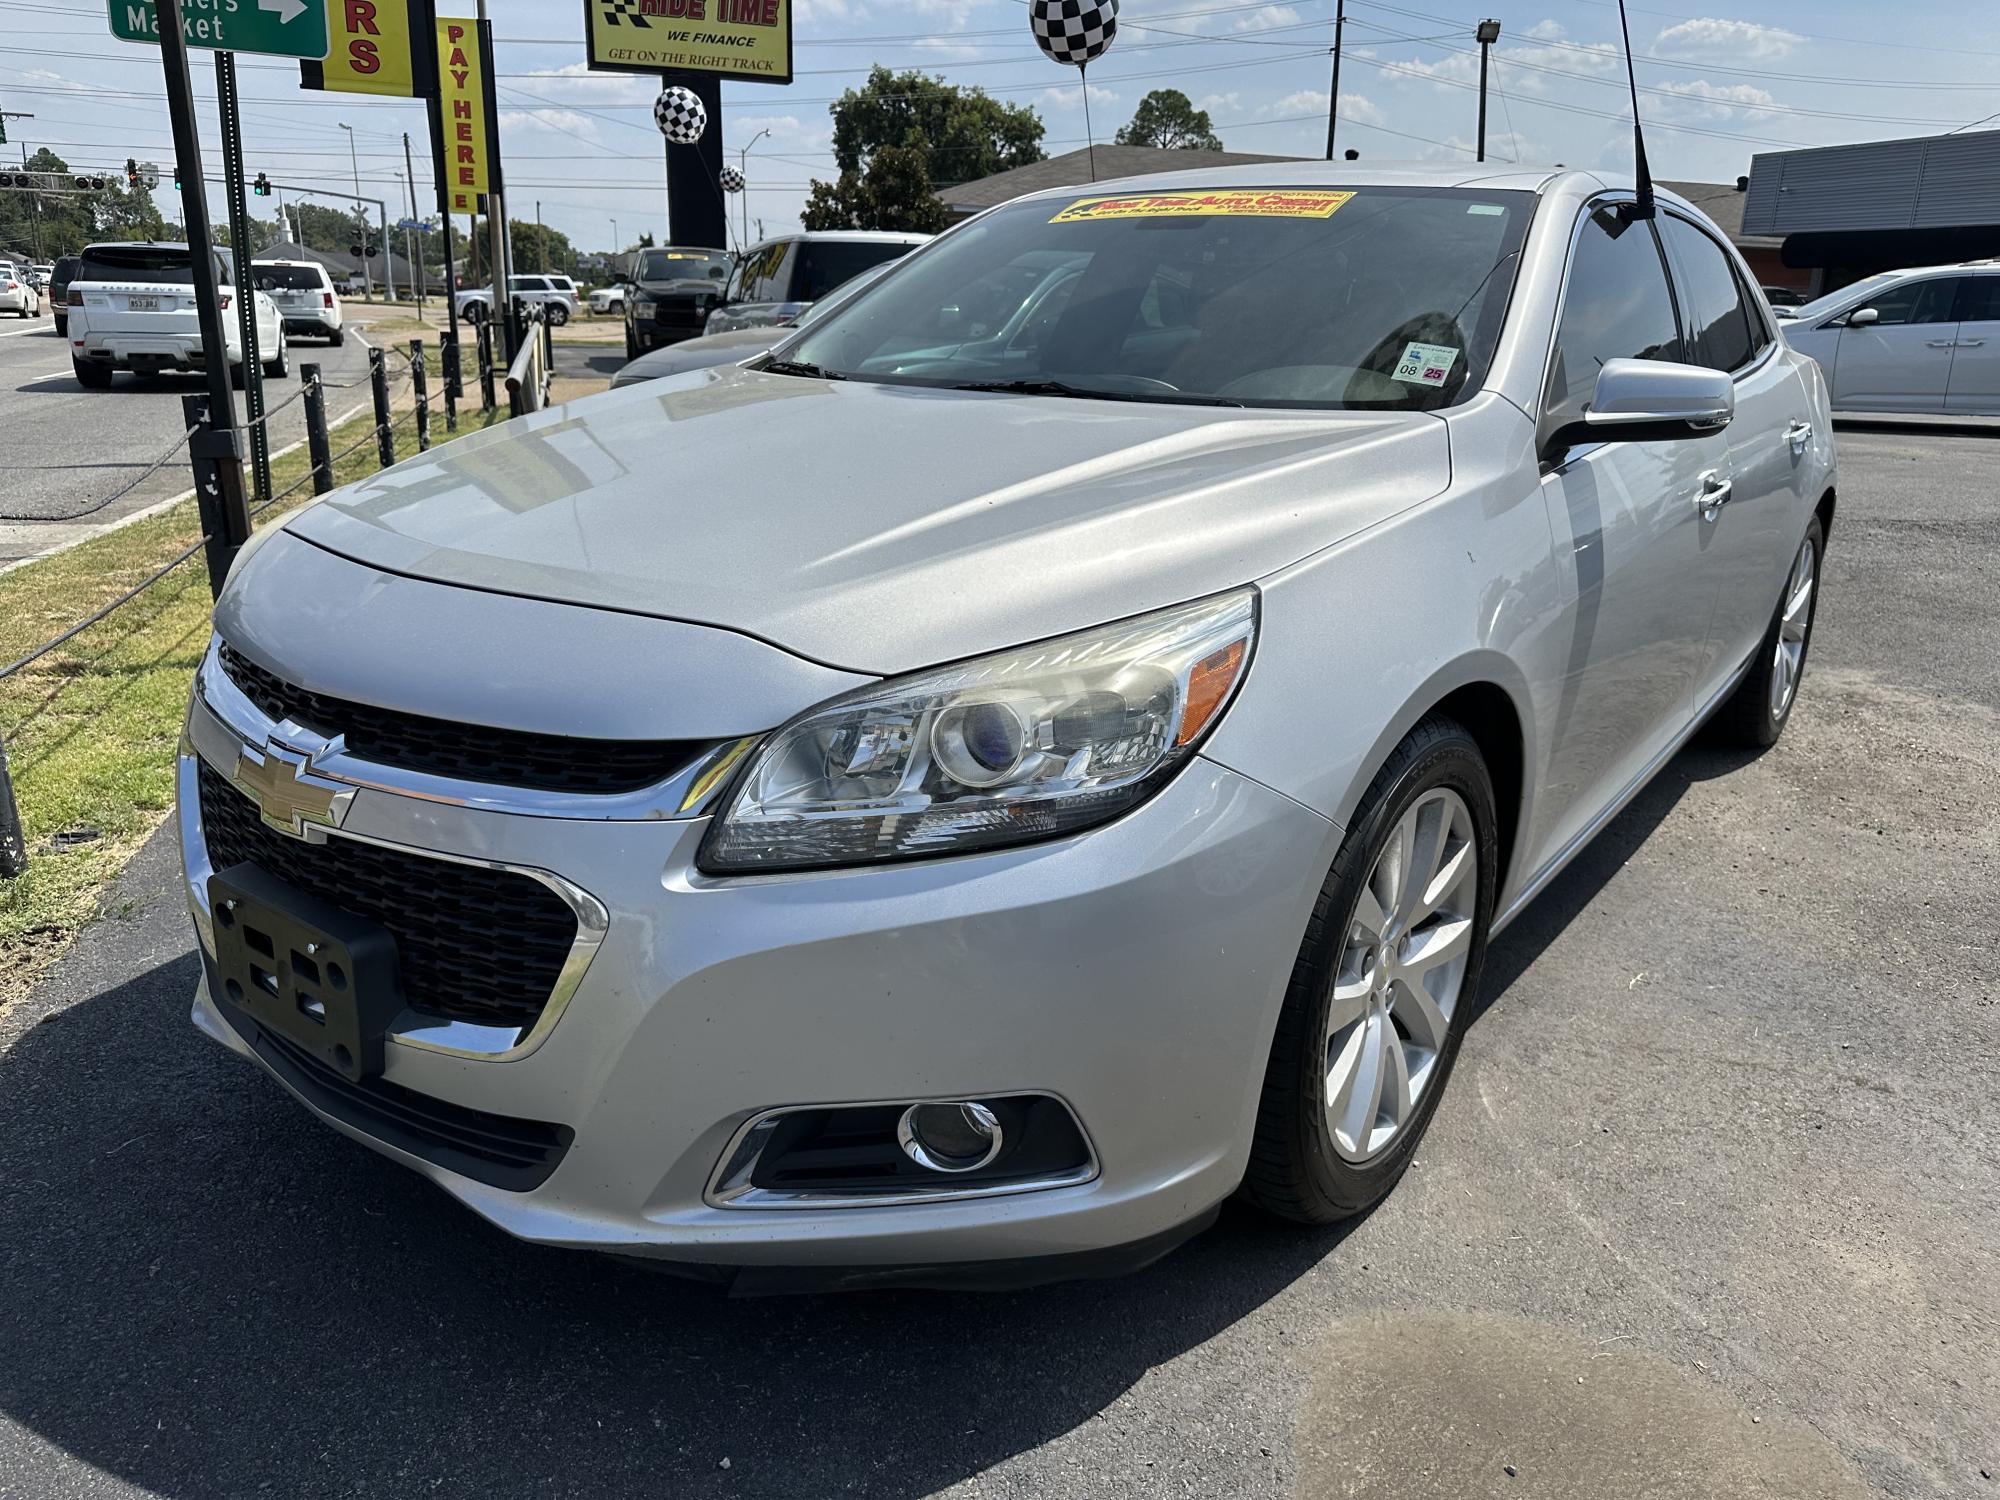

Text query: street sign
(107, 0), (330, 60)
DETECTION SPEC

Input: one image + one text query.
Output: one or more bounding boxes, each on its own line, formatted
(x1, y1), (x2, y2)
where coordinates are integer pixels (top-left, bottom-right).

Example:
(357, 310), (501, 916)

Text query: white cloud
(1651, 77), (1778, 120)
(498, 108), (599, 138)
(1652, 17), (1802, 61)
(1193, 92), (1243, 115)
(793, 0), (863, 21)
(1230, 5), (1303, 33)
(1040, 84), (1120, 108)
(1379, 21), (1619, 96)
(1421, 129), (1540, 165)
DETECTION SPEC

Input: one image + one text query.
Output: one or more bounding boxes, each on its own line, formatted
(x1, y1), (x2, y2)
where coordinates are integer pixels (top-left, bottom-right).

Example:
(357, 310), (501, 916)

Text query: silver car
(1777, 261), (2000, 414)
(178, 165), (1834, 1290)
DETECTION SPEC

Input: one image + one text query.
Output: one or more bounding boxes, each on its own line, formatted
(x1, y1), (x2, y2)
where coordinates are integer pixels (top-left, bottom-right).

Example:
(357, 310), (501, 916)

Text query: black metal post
(369, 346), (396, 468)
(1323, 0), (1346, 161)
(442, 339), (459, 432)
(0, 733), (25, 881)
(477, 319), (495, 412)
(182, 391), (252, 596)
(1478, 43), (1491, 162)
(156, 0), (246, 544)
(418, 2), (465, 404)
(215, 52), (269, 505)
(411, 338), (431, 451)
(300, 362), (333, 495)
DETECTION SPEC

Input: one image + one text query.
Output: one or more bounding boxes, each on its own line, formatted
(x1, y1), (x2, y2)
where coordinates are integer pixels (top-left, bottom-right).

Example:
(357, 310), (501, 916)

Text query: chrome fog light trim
(898, 1101), (1004, 1173)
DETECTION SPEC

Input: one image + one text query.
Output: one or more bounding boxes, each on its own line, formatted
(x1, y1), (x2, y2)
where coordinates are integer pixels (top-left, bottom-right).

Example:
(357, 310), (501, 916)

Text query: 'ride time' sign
(582, 0), (793, 84)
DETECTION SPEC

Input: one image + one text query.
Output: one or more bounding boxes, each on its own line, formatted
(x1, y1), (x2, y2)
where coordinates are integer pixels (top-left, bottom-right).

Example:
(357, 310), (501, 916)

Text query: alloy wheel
(1326, 788), (1478, 1164)
(1770, 536), (1816, 720)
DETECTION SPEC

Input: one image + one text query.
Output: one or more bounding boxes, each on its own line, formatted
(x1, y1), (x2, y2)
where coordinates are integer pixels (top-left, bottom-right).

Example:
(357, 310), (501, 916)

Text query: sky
(3, 0), (1999, 258)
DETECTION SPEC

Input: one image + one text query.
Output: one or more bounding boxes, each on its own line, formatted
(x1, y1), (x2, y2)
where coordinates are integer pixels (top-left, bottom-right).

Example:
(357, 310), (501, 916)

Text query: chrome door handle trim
(1696, 471), (1732, 519)
(1957, 338), (1984, 348)
(1926, 339), (1957, 348)
(1786, 420), (1813, 454)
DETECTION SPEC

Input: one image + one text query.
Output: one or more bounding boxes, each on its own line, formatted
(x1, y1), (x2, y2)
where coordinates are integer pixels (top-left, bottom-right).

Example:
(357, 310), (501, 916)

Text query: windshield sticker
(1049, 189), (1356, 224)
(1466, 203), (1506, 215)
(1392, 342), (1459, 387)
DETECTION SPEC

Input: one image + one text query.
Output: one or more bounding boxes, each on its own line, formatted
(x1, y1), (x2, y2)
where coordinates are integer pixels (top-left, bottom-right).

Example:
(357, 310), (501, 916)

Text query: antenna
(1616, 0), (1655, 220)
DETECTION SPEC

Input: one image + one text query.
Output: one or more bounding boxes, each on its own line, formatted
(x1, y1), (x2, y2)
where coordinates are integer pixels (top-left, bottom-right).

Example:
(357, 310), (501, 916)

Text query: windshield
(787, 186), (1532, 409)
(254, 264), (324, 291)
(638, 247), (729, 282)
(1788, 273), (1896, 325)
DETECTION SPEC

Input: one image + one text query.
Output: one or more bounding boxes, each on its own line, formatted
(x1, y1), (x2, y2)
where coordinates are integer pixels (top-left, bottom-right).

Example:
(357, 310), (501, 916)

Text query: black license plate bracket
(208, 861), (403, 1081)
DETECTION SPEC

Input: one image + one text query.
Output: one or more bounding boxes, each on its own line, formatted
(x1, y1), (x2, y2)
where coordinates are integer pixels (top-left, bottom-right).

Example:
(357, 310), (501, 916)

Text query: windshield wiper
(949, 377), (1243, 407)
(761, 358), (845, 380)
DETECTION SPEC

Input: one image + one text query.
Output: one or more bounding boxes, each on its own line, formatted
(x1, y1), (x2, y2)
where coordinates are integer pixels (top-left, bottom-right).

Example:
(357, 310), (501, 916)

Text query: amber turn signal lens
(1177, 640), (1247, 746)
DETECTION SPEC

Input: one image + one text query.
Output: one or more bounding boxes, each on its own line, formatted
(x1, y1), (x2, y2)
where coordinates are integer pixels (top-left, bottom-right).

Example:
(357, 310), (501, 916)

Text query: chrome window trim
(196, 635), (751, 822)
(1655, 207), (1780, 379)
(704, 1092), (1100, 1210)
(178, 726), (610, 1065)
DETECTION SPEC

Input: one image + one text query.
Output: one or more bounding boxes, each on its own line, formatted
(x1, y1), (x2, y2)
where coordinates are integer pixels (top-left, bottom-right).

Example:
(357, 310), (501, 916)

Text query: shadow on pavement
(0, 738), (1760, 1496)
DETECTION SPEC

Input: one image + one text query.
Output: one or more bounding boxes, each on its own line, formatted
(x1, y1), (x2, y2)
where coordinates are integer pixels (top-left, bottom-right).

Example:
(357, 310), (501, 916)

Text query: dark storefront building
(1743, 129), (2000, 297)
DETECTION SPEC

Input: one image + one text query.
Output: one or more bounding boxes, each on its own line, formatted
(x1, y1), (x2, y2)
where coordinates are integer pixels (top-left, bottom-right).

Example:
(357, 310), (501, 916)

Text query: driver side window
(1850, 278), (1961, 327)
(1544, 207), (1683, 430)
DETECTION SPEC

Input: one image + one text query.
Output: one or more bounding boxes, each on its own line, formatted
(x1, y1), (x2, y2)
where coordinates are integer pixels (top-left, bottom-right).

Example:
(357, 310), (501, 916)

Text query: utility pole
(737, 127), (769, 250)
(338, 121), (372, 300)
(1476, 19), (1502, 162)
(402, 131), (425, 308)
(476, 0), (514, 361)
(1323, 0), (1345, 161)
(536, 200), (544, 271)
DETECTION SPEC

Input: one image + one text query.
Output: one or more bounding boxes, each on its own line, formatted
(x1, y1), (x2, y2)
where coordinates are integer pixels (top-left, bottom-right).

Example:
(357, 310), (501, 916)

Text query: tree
(802, 67), (1045, 232)
(0, 147), (166, 259)
(1114, 90), (1224, 152)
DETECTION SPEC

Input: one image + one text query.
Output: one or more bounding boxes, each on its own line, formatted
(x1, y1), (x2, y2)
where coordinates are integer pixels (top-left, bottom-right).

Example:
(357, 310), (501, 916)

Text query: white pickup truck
(68, 241), (287, 390)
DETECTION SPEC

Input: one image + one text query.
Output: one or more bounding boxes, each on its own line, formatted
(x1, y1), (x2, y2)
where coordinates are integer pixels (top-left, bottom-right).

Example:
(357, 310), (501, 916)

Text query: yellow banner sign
(435, 16), (489, 215)
(1050, 189), (1357, 225)
(583, 0), (793, 85)
(301, 0), (420, 97)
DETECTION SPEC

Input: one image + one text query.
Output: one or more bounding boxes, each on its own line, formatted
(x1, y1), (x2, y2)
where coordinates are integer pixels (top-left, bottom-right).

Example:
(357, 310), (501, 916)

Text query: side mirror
(1544, 358), (1733, 459)
(1844, 306), (1879, 328)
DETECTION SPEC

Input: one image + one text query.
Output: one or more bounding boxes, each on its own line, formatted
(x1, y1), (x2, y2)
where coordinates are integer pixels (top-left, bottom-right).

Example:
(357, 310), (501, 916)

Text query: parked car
(68, 241), (285, 389)
(455, 274), (581, 326)
(48, 254), (79, 337)
(1778, 261), (2000, 414)
(703, 230), (930, 336)
(29, 262), (54, 290)
(252, 258), (344, 345)
(620, 244), (731, 357)
(609, 261), (896, 388)
(0, 261), (40, 317)
(177, 166), (1834, 1289)
(587, 284), (625, 316)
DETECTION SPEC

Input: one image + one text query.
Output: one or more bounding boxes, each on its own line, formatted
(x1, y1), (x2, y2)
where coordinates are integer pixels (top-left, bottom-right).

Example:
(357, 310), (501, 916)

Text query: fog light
(897, 1101), (1004, 1173)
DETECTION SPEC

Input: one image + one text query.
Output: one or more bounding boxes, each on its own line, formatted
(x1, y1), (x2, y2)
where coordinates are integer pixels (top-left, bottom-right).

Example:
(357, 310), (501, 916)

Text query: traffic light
(127, 158), (139, 188)
(172, 166), (181, 192)
(253, 172), (270, 197)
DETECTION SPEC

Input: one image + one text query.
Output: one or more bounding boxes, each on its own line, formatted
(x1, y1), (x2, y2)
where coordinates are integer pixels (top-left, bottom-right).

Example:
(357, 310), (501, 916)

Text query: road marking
(22, 370), (73, 386)
(0, 324), (58, 339)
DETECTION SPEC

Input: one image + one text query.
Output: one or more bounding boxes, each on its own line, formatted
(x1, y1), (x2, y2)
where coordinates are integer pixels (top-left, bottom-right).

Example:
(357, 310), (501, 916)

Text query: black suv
(49, 254), (80, 337)
(621, 245), (731, 357)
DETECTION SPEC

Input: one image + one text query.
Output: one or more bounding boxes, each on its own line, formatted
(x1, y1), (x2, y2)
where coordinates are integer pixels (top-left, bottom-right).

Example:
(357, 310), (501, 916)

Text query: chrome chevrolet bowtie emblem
(231, 727), (355, 839)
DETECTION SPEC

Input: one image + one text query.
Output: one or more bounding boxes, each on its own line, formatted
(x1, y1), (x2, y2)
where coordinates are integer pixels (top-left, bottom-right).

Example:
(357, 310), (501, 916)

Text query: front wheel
(1244, 714), (1497, 1223)
(1710, 515), (1823, 749)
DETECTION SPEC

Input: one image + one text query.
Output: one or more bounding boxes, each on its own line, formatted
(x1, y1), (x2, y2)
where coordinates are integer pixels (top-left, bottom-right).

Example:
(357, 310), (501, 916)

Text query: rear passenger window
(1545, 207), (1683, 427)
(1661, 215), (1757, 373)
(1955, 277), (2000, 323)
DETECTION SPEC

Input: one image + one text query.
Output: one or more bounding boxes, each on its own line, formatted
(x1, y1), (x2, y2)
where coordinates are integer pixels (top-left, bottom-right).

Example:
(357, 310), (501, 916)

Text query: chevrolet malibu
(178, 165), (1835, 1290)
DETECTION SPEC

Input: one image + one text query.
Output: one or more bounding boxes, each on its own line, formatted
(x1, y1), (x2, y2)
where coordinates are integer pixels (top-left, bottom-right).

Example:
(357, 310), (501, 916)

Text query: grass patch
(0, 403), (502, 1004)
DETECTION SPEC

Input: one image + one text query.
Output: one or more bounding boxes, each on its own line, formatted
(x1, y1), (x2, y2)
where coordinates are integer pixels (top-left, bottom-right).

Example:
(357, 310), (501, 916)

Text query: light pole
(1476, 19), (1502, 163)
(736, 127), (769, 249)
(1323, 0), (1345, 161)
(337, 121), (374, 300)
(402, 131), (426, 306)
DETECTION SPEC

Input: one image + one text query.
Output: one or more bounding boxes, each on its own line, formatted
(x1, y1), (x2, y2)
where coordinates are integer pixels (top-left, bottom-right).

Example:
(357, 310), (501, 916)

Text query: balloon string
(1080, 61), (1096, 183)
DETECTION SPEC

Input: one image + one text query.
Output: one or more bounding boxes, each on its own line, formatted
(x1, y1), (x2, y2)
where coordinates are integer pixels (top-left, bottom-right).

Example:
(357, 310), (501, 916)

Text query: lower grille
(197, 760), (577, 1033)
(227, 999), (573, 1191)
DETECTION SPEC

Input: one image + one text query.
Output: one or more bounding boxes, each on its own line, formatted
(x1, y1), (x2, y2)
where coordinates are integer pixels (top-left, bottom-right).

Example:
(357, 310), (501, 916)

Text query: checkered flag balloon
(719, 165), (745, 193)
(653, 86), (707, 145)
(1030, 0), (1118, 67)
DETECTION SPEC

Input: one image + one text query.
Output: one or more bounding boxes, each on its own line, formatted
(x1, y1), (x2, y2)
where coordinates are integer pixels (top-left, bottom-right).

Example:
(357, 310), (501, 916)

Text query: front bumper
(180, 685), (1334, 1278)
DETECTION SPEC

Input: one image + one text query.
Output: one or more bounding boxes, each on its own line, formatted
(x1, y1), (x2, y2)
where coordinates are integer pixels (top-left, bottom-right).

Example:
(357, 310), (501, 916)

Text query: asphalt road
(0, 427), (1994, 1499)
(0, 315), (382, 570)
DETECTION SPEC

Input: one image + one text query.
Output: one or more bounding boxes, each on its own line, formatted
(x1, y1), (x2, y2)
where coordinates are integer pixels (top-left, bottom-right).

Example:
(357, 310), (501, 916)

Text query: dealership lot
(0, 425), (1992, 1499)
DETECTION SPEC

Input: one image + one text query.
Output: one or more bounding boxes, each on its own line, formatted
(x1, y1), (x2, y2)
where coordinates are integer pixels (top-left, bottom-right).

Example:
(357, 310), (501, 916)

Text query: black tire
(548, 304), (570, 327)
(625, 326), (640, 360)
(328, 326), (345, 347)
(263, 330), (288, 379)
(1243, 714), (1499, 1224)
(1709, 514), (1824, 749)
(54, 315), (66, 338)
(230, 358), (246, 391)
(72, 356), (113, 389)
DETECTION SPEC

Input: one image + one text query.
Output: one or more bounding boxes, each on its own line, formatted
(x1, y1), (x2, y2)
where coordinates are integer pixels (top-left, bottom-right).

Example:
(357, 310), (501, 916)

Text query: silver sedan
(179, 164), (1834, 1289)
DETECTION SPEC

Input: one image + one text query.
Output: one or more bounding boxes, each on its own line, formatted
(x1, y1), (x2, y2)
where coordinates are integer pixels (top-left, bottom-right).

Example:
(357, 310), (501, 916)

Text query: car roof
(252, 258), (326, 269)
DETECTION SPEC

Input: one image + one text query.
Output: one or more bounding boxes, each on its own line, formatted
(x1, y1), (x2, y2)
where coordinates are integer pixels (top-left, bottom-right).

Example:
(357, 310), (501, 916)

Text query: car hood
(611, 329), (778, 386)
(286, 365), (1451, 675)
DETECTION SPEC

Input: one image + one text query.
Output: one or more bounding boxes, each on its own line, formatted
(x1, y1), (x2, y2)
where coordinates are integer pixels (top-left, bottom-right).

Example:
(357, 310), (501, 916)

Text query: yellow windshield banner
(1050, 189), (1356, 224)
(583, 0), (794, 85)
(300, 0), (420, 98)
(436, 17), (489, 215)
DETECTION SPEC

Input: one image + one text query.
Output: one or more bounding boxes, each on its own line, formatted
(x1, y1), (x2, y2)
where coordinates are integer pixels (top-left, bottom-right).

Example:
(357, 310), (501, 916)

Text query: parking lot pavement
(0, 428), (1993, 1499)
(0, 318), (381, 571)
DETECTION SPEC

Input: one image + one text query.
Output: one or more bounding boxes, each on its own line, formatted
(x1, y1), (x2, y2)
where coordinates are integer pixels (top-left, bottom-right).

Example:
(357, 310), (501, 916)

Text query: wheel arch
(1815, 484), (1836, 543)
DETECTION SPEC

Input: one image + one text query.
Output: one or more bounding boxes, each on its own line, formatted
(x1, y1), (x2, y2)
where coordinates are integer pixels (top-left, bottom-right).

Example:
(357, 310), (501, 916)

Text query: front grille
(217, 641), (701, 795)
(226, 1001), (573, 1191)
(197, 760), (577, 1033)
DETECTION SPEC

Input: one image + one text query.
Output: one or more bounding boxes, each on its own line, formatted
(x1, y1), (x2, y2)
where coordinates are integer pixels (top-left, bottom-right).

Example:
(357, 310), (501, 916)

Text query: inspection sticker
(1392, 341), (1459, 387)
(1049, 189), (1356, 224)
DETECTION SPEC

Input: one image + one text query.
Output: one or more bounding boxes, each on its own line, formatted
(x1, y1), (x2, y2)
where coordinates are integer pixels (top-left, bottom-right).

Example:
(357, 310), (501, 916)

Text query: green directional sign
(107, 0), (330, 60)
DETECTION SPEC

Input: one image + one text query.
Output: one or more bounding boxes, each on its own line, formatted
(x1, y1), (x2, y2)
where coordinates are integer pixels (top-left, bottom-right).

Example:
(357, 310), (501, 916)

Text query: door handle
(1787, 420), (1813, 455)
(1926, 338), (1958, 348)
(1696, 471), (1732, 520)
(1957, 339), (1985, 348)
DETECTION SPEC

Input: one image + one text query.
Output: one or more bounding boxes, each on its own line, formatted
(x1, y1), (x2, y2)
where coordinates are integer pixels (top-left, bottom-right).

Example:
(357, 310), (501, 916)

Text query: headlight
(699, 590), (1257, 874)
(632, 292), (658, 314)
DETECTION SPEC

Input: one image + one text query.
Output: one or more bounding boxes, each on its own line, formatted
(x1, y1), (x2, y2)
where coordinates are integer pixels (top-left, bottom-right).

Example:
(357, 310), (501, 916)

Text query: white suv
(252, 258), (344, 346)
(69, 242), (286, 389)
(454, 274), (581, 327)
